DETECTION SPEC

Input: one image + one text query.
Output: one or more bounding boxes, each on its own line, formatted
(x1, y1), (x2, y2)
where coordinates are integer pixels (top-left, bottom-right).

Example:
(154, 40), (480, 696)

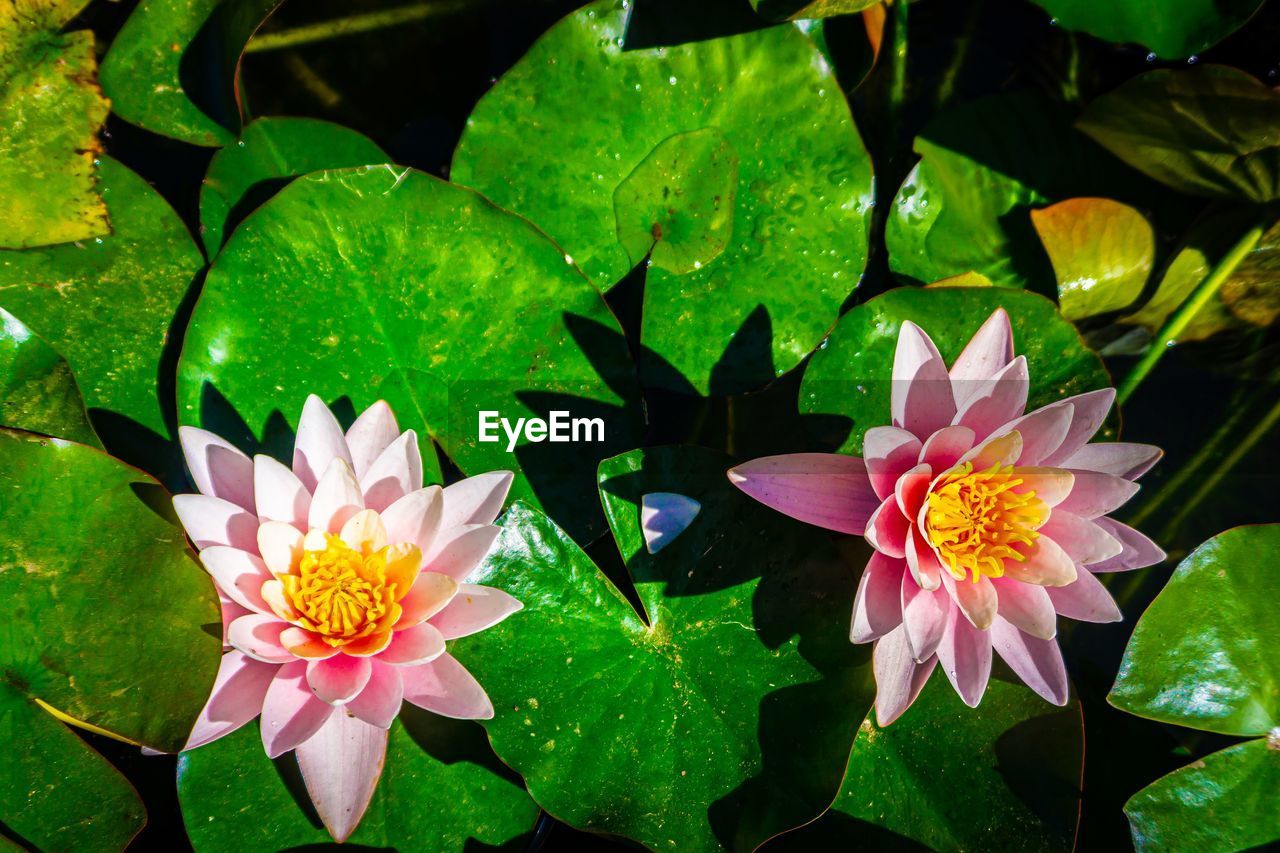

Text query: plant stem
(245, 2), (462, 54)
(888, 0), (909, 143)
(1116, 221), (1266, 406)
(934, 0), (983, 109)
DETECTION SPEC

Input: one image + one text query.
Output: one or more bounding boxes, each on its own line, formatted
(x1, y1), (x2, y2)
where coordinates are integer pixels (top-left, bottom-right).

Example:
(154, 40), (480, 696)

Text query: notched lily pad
(0, 307), (99, 446)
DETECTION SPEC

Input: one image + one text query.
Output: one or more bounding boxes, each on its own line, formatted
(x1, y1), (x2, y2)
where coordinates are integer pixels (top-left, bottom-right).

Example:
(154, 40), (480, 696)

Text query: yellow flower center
(924, 461), (1048, 582)
(287, 534), (398, 646)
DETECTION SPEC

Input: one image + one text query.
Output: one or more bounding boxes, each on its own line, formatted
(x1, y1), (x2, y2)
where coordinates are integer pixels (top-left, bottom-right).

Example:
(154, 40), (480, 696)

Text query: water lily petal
(961, 430), (1023, 469)
(401, 653), (494, 719)
(340, 630), (394, 658)
(864, 426), (924, 501)
(895, 463), (933, 520)
(640, 492), (701, 554)
(185, 651), (277, 750)
(340, 508), (388, 554)
(397, 572), (459, 626)
(261, 579), (298, 622)
(172, 494), (257, 551)
(345, 401), (400, 481)
(1060, 442), (1162, 480)
(218, 591), (251, 647)
(360, 430), (423, 512)
(997, 401), (1074, 466)
(954, 356), (1029, 442)
(991, 577), (1057, 640)
(901, 572), (948, 662)
(949, 308), (1014, 401)
(377, 622), (446, 666)
(382, 486), (445, 556)
(727, 453), (878, 535)
(1003, 535), (1078, 587)
(1039, 510), (1123, 565)
(261, 660), (336, 758)
(1012, 467), (1074, 507)
(1058, 470), (1141, 518)
(179, 426), (255, 512)
(865, 495), (909, 558)
(200, 546), (273, 613)
(1040, 389), (1116, 466)
(936, 607), (992, 708)
(296, 709), (388, 843)
(1046, 568), (1122, 623)
(441, 470), (515, 528)
(228, 614), (294, 663)
(253, 454), (311, 528)
(293, 395), (353, 492)
(306, 655), (373, 705)
(280, 627), (338, 660)
(308, 458), (364, 533)
(257, 521), (304, 575)
(904, 527), (943, 591)
(892, 321), (956, 439)
(918, 424), (975, 471)
(1088, 518), (1166, 573)
(851, 552), (905, 643)
(989, 617), (1069, 705)
(430, 583), (523, 640)
(424, 523), (501, 582)
(347, 661), (404, 729)
(873, 624), (938, 726)
(944, 572), (998, 630)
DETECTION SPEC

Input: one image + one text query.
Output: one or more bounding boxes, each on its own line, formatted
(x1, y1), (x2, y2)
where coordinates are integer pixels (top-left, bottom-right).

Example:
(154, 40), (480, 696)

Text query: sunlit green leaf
(0, 307), (98, 446)
(1024, 0), (1265, 58)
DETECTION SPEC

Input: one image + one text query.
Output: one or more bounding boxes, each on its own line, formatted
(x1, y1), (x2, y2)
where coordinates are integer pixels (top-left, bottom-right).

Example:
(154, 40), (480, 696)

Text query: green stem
(1117, 222), (1266, 406)
(889, 0), (909, 140)
(245, 2), (461, 53)
(934, 0), (983, 109)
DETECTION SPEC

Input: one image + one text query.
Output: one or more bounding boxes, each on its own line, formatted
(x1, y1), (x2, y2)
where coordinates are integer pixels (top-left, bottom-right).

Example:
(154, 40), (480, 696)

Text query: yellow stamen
(924, 461), (1048, 582)
(286, 534), (405, 647)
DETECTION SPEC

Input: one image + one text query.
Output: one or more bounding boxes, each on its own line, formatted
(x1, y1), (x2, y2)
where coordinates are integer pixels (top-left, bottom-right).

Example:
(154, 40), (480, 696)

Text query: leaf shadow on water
(993, 704), (1085, 842)
(177, 1), (282, 141)
(621, 0), (766, 52)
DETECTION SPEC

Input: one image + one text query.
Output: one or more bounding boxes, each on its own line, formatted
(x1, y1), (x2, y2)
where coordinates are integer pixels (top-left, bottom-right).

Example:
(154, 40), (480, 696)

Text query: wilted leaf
(1032, 198), (1154, 321)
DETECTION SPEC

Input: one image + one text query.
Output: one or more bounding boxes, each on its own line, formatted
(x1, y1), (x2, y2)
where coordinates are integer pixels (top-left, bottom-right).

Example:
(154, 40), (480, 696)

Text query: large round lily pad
(450, 446), (872, 851)
(177, 164), (642, 544)
(452, 0), (874, 395)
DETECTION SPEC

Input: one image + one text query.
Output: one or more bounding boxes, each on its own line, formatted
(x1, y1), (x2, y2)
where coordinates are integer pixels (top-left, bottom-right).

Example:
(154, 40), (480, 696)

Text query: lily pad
(1031, 198), (1154, 321)
(1110, 524), (1279, 737)
(750, 0), (882, 21)
(0, 429), (223, 848)
(1078, 67), (1280, 204)
(776, 676), (1083, 851)
(450, 446), (871, 851)
(177, 164), (642, 544)
(0, 307), (98, 446)
(101, 0), (281, 146)
(0, 0), (109, 248)
(1124, 737), (1280, 852)
(177, 707), (538, 851)
(0, 156), (204, 482)
(200, 117), (387, 255)
(799, 287), (1111, 455)
(452, 0), (874, 394)
(1024, 0), (1265, 58)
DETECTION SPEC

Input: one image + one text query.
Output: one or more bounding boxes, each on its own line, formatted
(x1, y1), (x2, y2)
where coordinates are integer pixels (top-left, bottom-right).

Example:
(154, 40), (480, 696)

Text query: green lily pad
(750, 0), (881, 21)
(799, 286), (1111, 455)
(200, 117), (387, 255)
(776, 676), (1083, 851)
(1111, 524), (1279, 737)
(1124, 737), (1280, 852)
(452, 0), (874, 394)
(450, 446), (871, 851)
(0, 156), (204, 483)
(0, 0), (109, 249)
(887, 91), (1180, 291)
(100, 0), (281, 147)
(177, 707), (538, 851)
(1025, 0), (1265, 58)
(0, 307), (98, 446)
(176, 164), (641, 544)
(1078, 67), (1280, 205)
(0, 429), (223, 848)
(1031, 198), (1154, 321)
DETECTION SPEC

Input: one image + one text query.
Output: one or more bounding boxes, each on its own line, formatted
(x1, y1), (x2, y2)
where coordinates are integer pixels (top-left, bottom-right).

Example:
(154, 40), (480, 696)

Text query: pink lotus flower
(729, 310), (1164, 724)
(173, 395), (521, 840)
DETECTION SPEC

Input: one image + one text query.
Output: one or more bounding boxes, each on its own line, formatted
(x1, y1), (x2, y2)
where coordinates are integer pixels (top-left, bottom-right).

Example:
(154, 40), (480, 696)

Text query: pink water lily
(173, 395), (521, 841)
(729, 309), (1164, 724)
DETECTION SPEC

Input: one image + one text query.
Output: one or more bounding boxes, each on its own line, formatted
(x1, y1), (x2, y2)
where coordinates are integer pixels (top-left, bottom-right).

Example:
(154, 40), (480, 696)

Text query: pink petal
(292, 395), (353, 492)
(429, 583), (523, 640)
(345, 401), (400, 481)
(1039, 510), (1123, 565)
(185, 651), (277, 750)
(953, 356), (1029, 442)
(423, 524), (500, 582)
(904, 527), (943, 591)
(850, 553), (905, 643)
(200, 546), (272, 613)
(397, 572), (459, 627)
(892, 321), (956, 439)
(1046, 568), (1122, 622)
(441, 471), (515, 528)
(895, 463), (933, 520)
(1004, 535), (1078, 587)
(863, 426), (924, 500)
(997, 401), (1074, 466)
(401, 653), (494, 719)
(961, 430), (1023, 469)
(949, 308), (1014, 400)
(727, 453), (878, 535)
(936, 606), (992, 707)
(218, 591), (251, 646)
(1061, 442), (1162, 480)
(1013, 467), (1074, 507)
(179, 426), (255, 512)
(261, 660), (336, 758)
(640, 492), (701, 554)
(989, 617), (1069, 705)
(1040, 389), (1116, 466)
(1088, 518), (1166, 573)
(257, 520), (304, 575)
(1058, 470), (1141, 518)
(296, 709), (388, 843)
(306, 655), (373, 705)
(347, 661), (404, 729)
(280, 627), (338, 660)
(360, 430), (423, 513)
(227, 614), (294, 663)
(253, 455), (310, 528)
(172, 494), (257, 551)
(873, 624), (938, 726)
(382, 486), (445, 554)
(864, 495), (909, 558)
(901, 572), (948, 662)
(308, 458), (364, 533)
(991, 577), (1057, 640)
(944, 573), (998, 630)
(918, 425), (975, 471)
(377, 622), (446, 666)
